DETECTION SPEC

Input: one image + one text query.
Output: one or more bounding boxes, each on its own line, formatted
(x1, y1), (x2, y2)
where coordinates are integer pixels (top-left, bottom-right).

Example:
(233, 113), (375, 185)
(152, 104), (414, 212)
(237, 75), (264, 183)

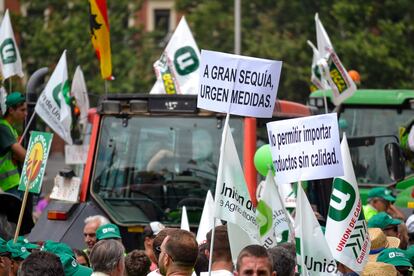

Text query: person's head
(368, 228), (400, 261)
(368, 212), (401, 237)
(5, 92), (26, 123)
(124, 250), (151, 276)
(95, 223), (121, 242)
(83, 215), (110, 251)
(236, 245), (275, 276)
(367, 187), (395, 212)
(152, 228), (175, 264)
(267, 246), (295, 276)
(405, 214), (414, 246)
(205, 225), (232, 264)
(361, 262), (398, 276)
(158, 229), (198, 276)
(58, 253), (93, 276)
(89, 239), (125, 276)
(0, 237), (11, 276)
(377, 248), (412, 276)
(7, 237), (38, 275)
(72, 248), (90, 267)
(144, 221), (165, 263)
(194, 243), (209, 276)
(398, 224), (410, 250)
(18, 251), (64, 276)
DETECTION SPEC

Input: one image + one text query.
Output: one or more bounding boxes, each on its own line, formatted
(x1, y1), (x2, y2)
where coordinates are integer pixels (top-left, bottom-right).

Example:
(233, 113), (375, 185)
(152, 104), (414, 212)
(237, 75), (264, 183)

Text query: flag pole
(18, 112), (36, 144)
(104, 79), (108, 99)
(14, 165), (32, 242)
(208, 113), (230, 275)
(207, 218), (217, 274)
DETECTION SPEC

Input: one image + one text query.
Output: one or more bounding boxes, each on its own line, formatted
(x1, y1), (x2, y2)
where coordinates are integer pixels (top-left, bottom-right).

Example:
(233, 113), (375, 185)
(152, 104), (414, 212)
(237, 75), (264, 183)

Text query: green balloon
(254, 144), (275, 176)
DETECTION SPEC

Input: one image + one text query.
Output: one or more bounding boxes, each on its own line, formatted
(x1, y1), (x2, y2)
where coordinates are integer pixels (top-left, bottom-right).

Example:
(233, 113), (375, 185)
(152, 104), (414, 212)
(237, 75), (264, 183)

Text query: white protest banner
(196, 190), (221, 244)
(266, 113), (343, 184)
(214, 119), (258, 239)
(35, 50), (73, 144)
(315, 14), (356, 105)
(0, 9), (24, 79)
(295, 183), (337, 275)
(180, 206), (190, 231)
(325, 134), (370, 272)
(197, 50), (282, 118)
(257, 171), (292, 248)
(150, 17), (200, 95)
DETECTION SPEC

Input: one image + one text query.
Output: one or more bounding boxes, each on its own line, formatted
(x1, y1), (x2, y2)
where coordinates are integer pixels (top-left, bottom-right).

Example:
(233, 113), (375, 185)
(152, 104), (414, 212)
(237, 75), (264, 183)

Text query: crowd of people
(0, 89), (413, 275)
(0, 194), (413, 276)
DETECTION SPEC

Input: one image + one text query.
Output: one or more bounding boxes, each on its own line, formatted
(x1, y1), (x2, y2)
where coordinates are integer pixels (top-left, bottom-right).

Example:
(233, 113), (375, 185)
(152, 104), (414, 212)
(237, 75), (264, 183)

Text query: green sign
(18, 131), (53, 194)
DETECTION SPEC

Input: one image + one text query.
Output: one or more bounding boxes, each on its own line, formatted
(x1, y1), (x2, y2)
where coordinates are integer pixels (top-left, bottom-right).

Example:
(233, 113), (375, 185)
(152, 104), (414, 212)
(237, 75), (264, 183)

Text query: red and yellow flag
(89, 0), (113, 80)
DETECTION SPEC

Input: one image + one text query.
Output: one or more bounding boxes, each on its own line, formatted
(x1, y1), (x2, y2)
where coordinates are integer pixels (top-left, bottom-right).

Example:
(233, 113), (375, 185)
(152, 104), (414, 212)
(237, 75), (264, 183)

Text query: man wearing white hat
(144, 221), (165, 271)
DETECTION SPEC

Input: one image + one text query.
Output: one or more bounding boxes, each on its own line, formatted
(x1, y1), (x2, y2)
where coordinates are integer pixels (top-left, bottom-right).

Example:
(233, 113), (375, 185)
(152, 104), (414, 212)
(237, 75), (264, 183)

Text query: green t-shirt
(0, 123), (17, 156)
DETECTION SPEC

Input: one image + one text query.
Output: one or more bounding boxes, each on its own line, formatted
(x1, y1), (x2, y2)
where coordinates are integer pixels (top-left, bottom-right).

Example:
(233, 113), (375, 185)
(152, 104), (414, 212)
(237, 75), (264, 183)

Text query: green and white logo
(328, 178), (356, 221)
(256, 200), (273, 236)
(0, 38), (17, 64)
(52, 80), (71, 108)
(174, 46), (199, 75)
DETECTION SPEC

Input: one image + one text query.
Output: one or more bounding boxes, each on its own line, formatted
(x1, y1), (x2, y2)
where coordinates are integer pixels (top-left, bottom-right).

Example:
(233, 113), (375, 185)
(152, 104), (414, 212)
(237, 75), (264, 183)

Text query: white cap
(405, 214), (414, 233)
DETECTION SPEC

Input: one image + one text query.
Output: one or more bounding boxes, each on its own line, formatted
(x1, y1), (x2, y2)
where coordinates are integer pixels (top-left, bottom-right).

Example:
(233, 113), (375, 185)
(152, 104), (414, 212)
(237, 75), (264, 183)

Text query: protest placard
(18, 131), (53, 194)
(197, 50), (282, 118)
(266, 113), (343, 183)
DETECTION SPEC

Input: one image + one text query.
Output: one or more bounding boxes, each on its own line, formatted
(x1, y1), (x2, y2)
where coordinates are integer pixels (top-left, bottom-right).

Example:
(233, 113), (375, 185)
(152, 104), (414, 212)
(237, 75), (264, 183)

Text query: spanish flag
(89, 0), (113, 80)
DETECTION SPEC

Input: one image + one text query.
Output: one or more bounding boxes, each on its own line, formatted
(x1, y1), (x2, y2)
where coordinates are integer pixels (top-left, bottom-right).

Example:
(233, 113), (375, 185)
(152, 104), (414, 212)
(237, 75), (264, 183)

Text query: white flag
(35, 50), (72, 144)
(196, 190), (221, 244)
(0, 10), (23, 79)
(307, 40), (329, 90)
(295, 183), (337, 275)
(257, 171), (292, 248)
(71, 66), (89, 133)
(227, 222), (259, 265)
(150, 16), (200, 95)
(180, 206), (190, 231)
(315, 13), (356, 105)
(214, 118), (258, 239)
(0, 86), (6, 115)
(325, 134), (370, 272)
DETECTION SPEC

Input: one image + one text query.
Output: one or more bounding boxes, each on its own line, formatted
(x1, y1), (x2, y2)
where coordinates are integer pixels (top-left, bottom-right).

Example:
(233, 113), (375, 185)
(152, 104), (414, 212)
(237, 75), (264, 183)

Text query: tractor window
(91, 115), (243, 225)
(340, 106), (414, 184)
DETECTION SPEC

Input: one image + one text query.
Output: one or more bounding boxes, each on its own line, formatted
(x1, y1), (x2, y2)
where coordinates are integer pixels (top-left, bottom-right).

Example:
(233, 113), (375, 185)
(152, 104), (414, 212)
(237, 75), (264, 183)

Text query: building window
(154, 9), (170, 35)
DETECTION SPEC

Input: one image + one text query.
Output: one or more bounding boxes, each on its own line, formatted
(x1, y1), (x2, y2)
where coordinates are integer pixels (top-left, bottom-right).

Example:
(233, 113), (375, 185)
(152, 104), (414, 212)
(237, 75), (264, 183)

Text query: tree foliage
(7, 0), (414, 104)
(13, 0), (162, 101)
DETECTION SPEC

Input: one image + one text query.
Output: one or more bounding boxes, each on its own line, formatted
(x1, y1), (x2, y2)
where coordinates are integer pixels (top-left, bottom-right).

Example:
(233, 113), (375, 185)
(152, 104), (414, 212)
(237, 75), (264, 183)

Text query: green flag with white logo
(325, 134), (370, 272)
(150, 17), (200, 95)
